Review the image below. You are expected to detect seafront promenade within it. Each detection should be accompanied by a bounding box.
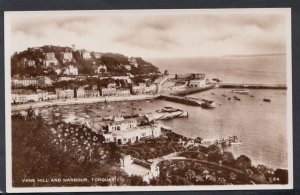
[11,94,159,111]
[11,82,287,112]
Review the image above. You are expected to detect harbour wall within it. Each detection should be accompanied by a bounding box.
[157,95,201,106]
[174,84,215,96]
[216,83,287,89]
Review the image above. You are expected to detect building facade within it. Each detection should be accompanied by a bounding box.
[37,76,53,87]
[189,79,206,88]
[64,65,78,75]
[11,78,38,87]
[59,51,73,63]
[75,87,85,98]
[55,88,74,99]
[95,65,107,74]
[131,83,157,95]
[116,88,131,96]
[43,52,59,67]
[100,87,117,96]
[103,123,162,145]
[80,50,91,60]
[84,85,100,98]
[17,58,36,68]
[171,82,187,91]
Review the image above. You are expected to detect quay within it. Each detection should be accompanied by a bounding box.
[157,94,210,107]
[216,83,287,89]
[173,84,215,96]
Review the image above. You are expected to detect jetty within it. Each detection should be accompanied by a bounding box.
[173,84,215,96]
[157,95,215,108]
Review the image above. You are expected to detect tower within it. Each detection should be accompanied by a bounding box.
[72,44,76,51]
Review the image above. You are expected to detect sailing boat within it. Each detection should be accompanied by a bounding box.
[214,121,242,146]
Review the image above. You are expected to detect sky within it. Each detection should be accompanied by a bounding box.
[8,10,289,58]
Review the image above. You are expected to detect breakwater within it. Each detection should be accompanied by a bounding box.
[217,83,287,89]
[173,84,215,96]
[158,95,202,106]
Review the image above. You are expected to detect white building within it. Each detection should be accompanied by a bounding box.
[100,87,117,96]
[64,65,78,75]
[120,155,160,183]
[43,52,59,67]
[17,58,36,68]
[189,79,206,88]
[11,89,40,103]
[60,51,73,63]
[171,82,187,91]
[116,88,131,96]
[11,78,38,87]
[129,57,138,67]
[55,88,74,99]
[124,65,131,71]
[75,87,85,98]
[95,65,107,74]
[131,83,157,95]
[84,85,100,98]
[103,123,162,145]
[37,76,53,87]
[108,118,137,132]
[80,50,91,60]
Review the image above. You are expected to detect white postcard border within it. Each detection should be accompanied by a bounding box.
[4,8,293,192]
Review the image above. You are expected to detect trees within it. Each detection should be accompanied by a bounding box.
[235,155,252,170]
[207,145,222,162]
[129,175,147,186]
[222,151,236,167]
[274,169,288,184]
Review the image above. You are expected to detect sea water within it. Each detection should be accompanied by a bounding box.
[146,55,288,168]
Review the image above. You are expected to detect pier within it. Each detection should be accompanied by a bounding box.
[157,94,213,107]
[173,84,215,96]
[216,83,287,89]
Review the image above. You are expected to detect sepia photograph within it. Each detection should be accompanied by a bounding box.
[5,9,292,192]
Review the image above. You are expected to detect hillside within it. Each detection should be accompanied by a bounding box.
[11,45,160,76]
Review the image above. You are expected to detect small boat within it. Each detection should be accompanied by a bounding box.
[222,94,227,97]
[211,92,215,95]
[201,99,216,109]
[202,135,242,146]
[263,98,271,102]
[212,78,222,82]
[232,89,250,94]
[250,95,255,98]
[228,97,231,100]
[233,96,241,101]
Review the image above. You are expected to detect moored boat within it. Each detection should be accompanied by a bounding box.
[232,89,250,94]
[200,99,216,109]
[263,98,271,102]
[202,135,242,146]
[233,96,241,101]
